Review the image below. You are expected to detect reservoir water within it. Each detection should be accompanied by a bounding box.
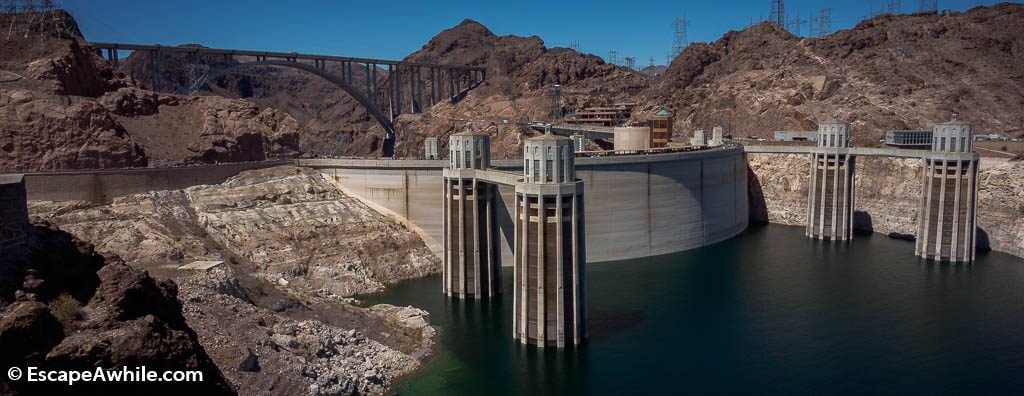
[362,224,1024,395]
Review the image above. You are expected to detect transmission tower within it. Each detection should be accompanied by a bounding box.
[671,16,688,59]
[624,57,636,71]
[769,0,785,26]
[649,56,655,68]
[569,40,580,52]
[607,50,618,65]
[918,0,937,13]
[786,9,809,36]
[810,8,832,37]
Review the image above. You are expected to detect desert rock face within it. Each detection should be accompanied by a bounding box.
[27,166,442,395]
[0,222,234,395]
[747,153,1024,258]
[30,166,439,296]
[176,265,429,396]
[640,4,1024,142]
[0,11,302,171]
[0,89,149,171]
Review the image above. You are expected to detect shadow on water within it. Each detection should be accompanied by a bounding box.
[746,165,769,223]
[853,210,874,235]
[586,309,646,342]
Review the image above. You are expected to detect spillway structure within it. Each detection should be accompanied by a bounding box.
[915,114,979,262]
[806,119,856,240]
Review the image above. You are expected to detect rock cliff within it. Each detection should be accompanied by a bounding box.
[747,153,1024,258]
[0,222,234,395]
[27,166,442,394]
[640,4,1024,142]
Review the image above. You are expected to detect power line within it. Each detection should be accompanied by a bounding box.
[623,56,636,71]
[769,0,785,26]
[671,16,688,59]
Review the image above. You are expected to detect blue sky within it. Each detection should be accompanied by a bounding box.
[63,0,1006,65]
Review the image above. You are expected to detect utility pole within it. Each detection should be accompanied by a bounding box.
[810,8,832,37]
[786,9,809,36]
[769,0,785,26]
[671,16,689,59]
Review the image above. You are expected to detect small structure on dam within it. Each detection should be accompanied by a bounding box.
[442,130,501,298]
[915,114,979,262]
[514,129,586,347]
[806,118,855,240]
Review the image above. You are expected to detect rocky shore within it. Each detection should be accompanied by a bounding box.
[26,166,443,395]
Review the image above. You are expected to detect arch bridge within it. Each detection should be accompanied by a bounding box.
[87,42,487,157]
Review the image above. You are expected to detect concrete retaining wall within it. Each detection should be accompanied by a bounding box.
[22,161,289,202]
[311,146,750,264]
[0,174,29,252]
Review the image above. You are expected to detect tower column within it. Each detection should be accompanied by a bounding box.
[915,114,979,262]
[513,127,586,347]
[806,120,855,241]
[442,129,501,298]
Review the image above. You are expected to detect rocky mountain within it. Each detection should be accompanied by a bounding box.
[389,19,649,158]
[0,10,301,171]
[116,19,649,159]
[638,3,1024,143]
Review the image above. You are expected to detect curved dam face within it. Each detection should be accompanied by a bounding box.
[304,144,748,264]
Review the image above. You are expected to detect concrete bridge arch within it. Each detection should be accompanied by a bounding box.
[182,60,396,157]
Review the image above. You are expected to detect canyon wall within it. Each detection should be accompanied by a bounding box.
[747,153,1024,258]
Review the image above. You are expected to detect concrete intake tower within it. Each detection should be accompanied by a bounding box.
[441,125,588,347]
[513,130,586,347]
[915,115,979,262]
[442,129,501,298]
[806,119,855,240]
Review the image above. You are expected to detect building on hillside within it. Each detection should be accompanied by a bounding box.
[649,108,673,148]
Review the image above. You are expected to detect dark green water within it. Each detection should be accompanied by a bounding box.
[362,224,1024,395]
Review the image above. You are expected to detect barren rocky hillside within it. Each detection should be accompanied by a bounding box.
[117,19,649,159]
[639,3,1024,143]
[28,166,441,394]
[0,10,301,171]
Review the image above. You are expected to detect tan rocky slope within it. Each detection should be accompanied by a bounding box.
[748,155,1024,259]
[639,3,1024,142]
[28,166,440,395]
[0,11,301,171]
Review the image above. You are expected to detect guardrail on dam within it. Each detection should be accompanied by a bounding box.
[299,143,749,264]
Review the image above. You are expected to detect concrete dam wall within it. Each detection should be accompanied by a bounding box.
[305,145,749,264]
[21,161,289,203]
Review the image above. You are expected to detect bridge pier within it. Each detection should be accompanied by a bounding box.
[443,130,501,298]
[806,120,855,240]
[513,129,586,348]
[915,115,979,262]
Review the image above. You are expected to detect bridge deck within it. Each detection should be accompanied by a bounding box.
[87,42,487,71]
